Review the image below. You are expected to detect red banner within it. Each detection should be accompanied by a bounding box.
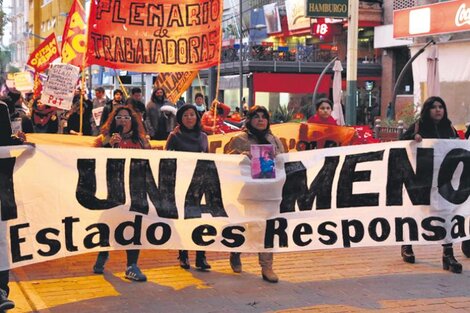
[155,71,198,103]
[86,0,222,72]
[26,33,60,72]
[394,0,470,38]
[32,72,43,99]
[61,0,87,68]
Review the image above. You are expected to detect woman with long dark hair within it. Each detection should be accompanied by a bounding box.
[92,106,150,281]
[225,105,285,283]
[400,96,463,273]
[165,104,211,270]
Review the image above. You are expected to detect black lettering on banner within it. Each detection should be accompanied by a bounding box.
[0,157,17,221]
[146,222,171,245]
[421,216,446,241]
[129,2,145,26]
[368,218,391,242]
[341,219,364,248]
[293,223,313,246]
[450,215,467,239]
[115,215,143,245]
[192,224,216,246]
[129,159,178,218]
[112,0,126,23]
[76,159,125,209]
[148,4,164,27]
[318,221,338,245]
[221,226,245,248]
[438,148,470,204]
[83,223,111,249]
[387,148,433,206]
[337,151,384,208]
[36,228,61,257]
[395,217,419,242]
[10,223,33,262]
[265,218,288,248]
[184,160,227,219]
[280,157,339,213]
[62,217,79,252]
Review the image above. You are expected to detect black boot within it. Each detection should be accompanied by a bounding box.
[401,245,415,264]
[195,251,211,271]
[462,240,470,258]
[442,246,462,274]
[178,250,190,269]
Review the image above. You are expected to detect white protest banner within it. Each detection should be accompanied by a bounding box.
[1,139,470,270]
[92,106,104,126]
[41,63,80,110]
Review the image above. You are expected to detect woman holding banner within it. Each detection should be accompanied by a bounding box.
[92,106,150,281]
[400,96,463,274]
[225,105,284,283]
[165,104,211,271]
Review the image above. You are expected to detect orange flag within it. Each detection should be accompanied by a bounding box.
[61,0,87,68]
[155,71,198,103]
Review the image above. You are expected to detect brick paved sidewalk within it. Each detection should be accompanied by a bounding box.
[7,245,470,313]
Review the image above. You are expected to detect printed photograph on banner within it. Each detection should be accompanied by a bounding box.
[86,0,222,72]
[41,64,80,110]
[251,144,276,179]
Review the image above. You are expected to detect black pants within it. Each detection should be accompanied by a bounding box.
[97,250,140,267]
[0,270,9,296]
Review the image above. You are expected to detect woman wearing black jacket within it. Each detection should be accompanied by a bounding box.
[400,96,463,273]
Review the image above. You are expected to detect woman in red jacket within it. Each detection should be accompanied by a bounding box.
[307,98,337,125]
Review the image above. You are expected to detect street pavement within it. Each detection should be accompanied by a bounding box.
[7,244,470,313]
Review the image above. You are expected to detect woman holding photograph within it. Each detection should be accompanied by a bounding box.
[225,105,284,283]
[165,104,211,271]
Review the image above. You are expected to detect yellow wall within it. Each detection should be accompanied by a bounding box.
[28,0,84,53]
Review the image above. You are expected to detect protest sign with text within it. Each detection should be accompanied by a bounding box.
[155,71,198,103]
[86,0,222,72]
[1,139,470,270]
[41,64,80,110]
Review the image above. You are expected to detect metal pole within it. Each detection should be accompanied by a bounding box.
[239,0,243,107]
[390,40,434,119]
[345,0,359,125]
[311,56,337,117]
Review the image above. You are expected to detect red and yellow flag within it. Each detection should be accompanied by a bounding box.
[26,33,60,72]
[61,0,87,68]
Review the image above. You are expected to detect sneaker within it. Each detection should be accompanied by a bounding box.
[93,252,109,274]
[0,289,15,311]
[125,264,147,282]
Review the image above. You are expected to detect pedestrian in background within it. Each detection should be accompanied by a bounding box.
[146,87,176,140]
[99,89,125,128]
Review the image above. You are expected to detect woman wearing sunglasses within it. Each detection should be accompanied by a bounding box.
[92,106,150,281]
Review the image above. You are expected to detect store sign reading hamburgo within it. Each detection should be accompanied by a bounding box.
[305,0,348,18]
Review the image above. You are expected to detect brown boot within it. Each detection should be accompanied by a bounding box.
[261,267,278,283]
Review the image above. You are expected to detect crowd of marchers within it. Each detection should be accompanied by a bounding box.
[1,89,470,311]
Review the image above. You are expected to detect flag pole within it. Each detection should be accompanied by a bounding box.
[79,0,90,135]
[114,69,129,98]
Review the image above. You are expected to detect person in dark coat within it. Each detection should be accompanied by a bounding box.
[99,89,125,128]
[0,97,29,311]
[400,96,465,273]
[165,104,211,270]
